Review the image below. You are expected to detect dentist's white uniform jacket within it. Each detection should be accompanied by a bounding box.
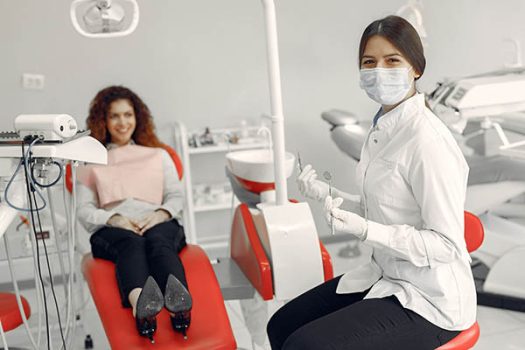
[337,93,477,331]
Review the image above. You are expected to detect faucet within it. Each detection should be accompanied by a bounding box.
[257,126,273,151]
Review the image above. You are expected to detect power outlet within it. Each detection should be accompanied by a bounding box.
[22,73,45,90]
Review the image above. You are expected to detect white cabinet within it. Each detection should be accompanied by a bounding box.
[173,122,269,253]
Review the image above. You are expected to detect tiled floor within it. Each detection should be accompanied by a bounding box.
[3,240,525,349]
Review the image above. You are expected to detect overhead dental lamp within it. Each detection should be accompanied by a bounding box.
[70,0,139,38]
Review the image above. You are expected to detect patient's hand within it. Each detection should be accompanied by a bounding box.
[107,214,141,234]
[137,210,171,235]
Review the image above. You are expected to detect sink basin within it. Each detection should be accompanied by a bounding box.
[226,149,295,184]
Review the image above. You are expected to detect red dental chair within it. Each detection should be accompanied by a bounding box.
[69,145,237,350]
[436,211,484,350]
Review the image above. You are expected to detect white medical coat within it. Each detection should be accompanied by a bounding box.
[336,93,477,331]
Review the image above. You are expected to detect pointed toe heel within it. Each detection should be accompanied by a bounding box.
[135,276,164,343]
[165,274,192,339]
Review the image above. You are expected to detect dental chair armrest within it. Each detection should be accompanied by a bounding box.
[490,202,525,218]
[466,181,525,215]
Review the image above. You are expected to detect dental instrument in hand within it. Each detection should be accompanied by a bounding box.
[323,171,335,235]
[297,151,303,172]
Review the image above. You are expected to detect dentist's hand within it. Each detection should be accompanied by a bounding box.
[297,164,329,201]
[324,196,368,240]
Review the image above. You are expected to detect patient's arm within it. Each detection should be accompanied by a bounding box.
[156,150,185,220]
[77,183,118,233]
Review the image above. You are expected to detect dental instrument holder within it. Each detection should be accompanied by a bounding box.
[323,171,335,236]
[0,135,107,240]
[0,130,107,349]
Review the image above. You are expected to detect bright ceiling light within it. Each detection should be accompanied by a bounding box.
[70,0,139,38]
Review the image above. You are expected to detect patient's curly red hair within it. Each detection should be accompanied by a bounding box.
[87,86,163,148]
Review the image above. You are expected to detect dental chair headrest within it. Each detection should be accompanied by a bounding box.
[321,109,358,128]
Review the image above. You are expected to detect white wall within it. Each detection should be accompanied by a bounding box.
[2,0,525,237]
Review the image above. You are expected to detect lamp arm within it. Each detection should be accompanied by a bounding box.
[261,0,288,205]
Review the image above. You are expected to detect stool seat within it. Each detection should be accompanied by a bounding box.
[436,322,480,350]
[82,244,236,350]
[0,293,30,332]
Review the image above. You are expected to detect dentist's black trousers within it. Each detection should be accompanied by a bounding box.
[267,275,461,350]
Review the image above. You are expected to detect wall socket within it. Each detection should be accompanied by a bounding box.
[22,73,45,90]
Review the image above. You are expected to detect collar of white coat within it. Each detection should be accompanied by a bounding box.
[375,93,425,131]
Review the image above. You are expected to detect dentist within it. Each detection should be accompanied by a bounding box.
[267,15,476,350]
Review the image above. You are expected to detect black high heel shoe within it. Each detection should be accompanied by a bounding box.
[135,276,164,343]
[164,274,193,339]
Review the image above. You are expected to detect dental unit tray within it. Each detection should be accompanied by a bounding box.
[0,129,91,145]
[0,134,107,164]
[429,67,525,118]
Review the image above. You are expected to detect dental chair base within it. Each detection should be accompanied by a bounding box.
[82,244,236,350]
[230,203,333,301]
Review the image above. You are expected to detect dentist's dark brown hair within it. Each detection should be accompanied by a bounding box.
[358,15,426,80]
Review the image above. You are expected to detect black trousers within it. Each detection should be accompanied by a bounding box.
[89,219,187,307]
[267,276,460,350]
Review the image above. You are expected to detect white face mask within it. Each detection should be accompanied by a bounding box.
[359,67,413,105]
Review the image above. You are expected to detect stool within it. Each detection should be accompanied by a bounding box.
[0,292,31,349]
[436,211,484,349]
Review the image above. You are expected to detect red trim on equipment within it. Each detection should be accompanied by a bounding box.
[464,211,484,253]
[319,242,334,281]
[65,163,73,193]
[0,292,31,332]
[234,177,275,194]
[230,204,274,300]
[436,321,480,350]
[436,211,484,349]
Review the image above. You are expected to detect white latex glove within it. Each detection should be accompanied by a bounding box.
[296,164,329,201]
[324,196,368,240]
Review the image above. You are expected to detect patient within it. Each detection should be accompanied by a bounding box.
[77,85,192,342]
